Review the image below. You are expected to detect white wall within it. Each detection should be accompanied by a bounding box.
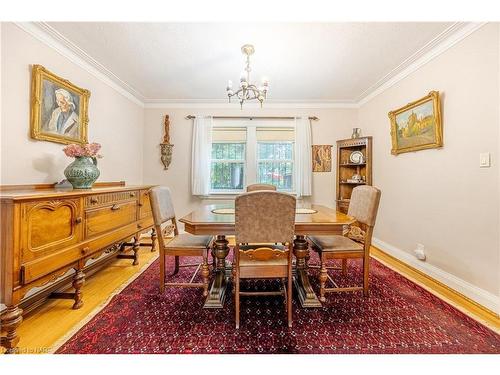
[0,23,144,185]
[142,107,357,219]
[358,24,500,304]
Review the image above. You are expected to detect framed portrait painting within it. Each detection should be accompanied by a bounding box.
[312,145,332,172]
[30,65,90,145]
[388,91,443,155]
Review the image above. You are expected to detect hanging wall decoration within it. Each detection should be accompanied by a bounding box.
[160,115,174,170]
[312,145,332,172]
[30,64,90,145]
[388,91,443,155]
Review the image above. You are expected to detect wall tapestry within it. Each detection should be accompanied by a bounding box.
[312,145,332,172]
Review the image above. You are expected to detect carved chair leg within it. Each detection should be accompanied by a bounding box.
[319,253,327,303]
[132,236,140,266]
[363,254,370,297]
[342,259,348,276]
[235,267,240,329]
[159,249,165,293]
[201,250,210,297]
[287,263,293,328]
[71,269,85,310]
[231,253,237,295]
[172,256,180,276]
[0,305,23,354]
[150,228,157,252]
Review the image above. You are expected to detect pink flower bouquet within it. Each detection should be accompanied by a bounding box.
[63,143,102,158]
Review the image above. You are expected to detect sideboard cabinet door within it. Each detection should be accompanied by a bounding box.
[20,198,83,264]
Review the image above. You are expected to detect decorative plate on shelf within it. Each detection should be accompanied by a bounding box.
[349,151,364,164]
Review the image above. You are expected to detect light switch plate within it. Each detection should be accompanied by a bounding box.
[479,153,491,168]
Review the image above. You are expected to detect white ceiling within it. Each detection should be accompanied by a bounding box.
[45,22,456,103]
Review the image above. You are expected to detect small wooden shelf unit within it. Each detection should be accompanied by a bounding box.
[336,136,373,214]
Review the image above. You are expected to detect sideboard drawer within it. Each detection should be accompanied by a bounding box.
[85,190,138,207]
[20,245,82,284]
[85,201,138,238]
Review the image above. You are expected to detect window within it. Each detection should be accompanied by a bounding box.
[209,123,295,193]
[210,127,247,192]
[210,143,245,191]
[257,142,294,191]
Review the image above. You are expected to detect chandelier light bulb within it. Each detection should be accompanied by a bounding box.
[227,80,233,89]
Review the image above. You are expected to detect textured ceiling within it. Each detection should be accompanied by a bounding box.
[47,22,454,102]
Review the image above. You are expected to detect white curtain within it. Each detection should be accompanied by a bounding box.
[294,117,312,197]
[191,116,213,195]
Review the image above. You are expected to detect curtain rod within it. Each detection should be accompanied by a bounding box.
[185,115,319,121]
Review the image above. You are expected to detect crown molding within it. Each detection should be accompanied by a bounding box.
[143,99,359,109]
[357,22,488,106]
[13,21,487,110]
[14,22,145,107]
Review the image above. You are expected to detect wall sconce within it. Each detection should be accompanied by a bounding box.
[160,115,174,170]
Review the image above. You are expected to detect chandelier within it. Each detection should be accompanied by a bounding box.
[226,44,269,108]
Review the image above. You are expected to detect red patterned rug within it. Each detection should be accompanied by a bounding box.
[55,253,500,354]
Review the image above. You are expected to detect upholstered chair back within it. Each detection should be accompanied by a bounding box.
[347,186,381,227]
[235,191,296,244]
[246,183,277,192]
[149,186,176,225]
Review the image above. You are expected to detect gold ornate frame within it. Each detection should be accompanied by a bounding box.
[30,64,90,145]
[388,91,442,155]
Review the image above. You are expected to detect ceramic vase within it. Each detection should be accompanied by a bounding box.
[64,156,100,189]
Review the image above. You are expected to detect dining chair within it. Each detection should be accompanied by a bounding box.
[246,183,277,192]
[149,186,213,296]
[234,191,296,329]
[308,186,381,301]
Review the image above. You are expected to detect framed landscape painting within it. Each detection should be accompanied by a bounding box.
[312,145,332,172]
[30,65,90,145]
[388,91,442,155]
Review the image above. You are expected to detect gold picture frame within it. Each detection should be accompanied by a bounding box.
[30,64,90,145]
[388,91,442,155]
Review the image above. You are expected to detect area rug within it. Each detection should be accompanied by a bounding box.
[55,253,500,354]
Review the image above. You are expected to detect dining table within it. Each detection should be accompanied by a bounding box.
[179,203,355,309]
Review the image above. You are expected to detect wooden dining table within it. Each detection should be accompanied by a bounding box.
[179,203,355,309]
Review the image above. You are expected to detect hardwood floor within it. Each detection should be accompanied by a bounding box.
[1,239,498,354]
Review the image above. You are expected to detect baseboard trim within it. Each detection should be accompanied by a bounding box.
[370,242,500,331]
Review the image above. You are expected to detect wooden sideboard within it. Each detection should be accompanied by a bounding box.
[0,182,156,353]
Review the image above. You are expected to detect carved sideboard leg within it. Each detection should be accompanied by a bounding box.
[72,269,85,309]
[150,228,157,252]
[132,236,140,265]
[0,305,23,354]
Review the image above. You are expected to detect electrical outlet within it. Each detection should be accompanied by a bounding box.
[480,153,491,168]
[414,244,426,261]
